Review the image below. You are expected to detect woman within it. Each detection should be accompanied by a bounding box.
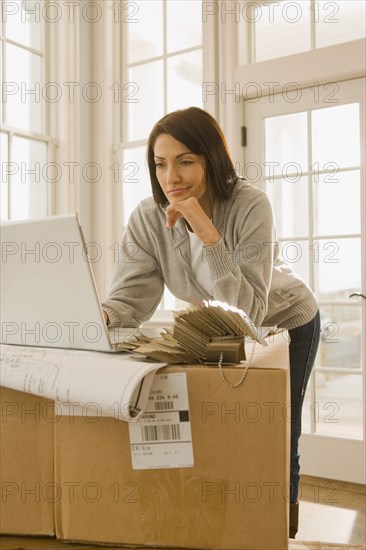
[102,106,320,538]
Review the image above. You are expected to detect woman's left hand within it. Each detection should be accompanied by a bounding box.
[165,197,221,246]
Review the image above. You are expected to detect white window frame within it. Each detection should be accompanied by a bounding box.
[242,78,366,483]
[44,1,121,299]
[217,0,366,163]
[117,0,218,325]
[1,0,57,220]
[216,0,366,483]
[50,0,217,307]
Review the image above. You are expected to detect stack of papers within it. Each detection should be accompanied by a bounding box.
[117,300,267,364]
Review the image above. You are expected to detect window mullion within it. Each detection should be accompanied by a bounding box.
[121,2,128,145]
[43,16,50,137]
[119,0,204,313]
[0,124,51,143]
[2,36,44,57]
[128,45,202,68]
[163,0,167,115]
[8,130,13,219]
[2,38,6,125]
[248,1,256,64]
[310,0,316,51]
[307,108,315,293]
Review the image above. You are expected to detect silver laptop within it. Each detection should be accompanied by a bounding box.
[0,213,142,352]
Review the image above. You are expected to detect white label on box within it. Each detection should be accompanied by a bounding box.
[128,372,194,470]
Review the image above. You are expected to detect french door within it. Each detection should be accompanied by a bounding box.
[243,77,365,483]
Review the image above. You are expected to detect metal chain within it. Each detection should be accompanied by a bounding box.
[218,352,250,388]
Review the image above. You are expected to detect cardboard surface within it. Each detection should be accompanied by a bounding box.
[55,333,291,550]
[0,387,55,536]
[0,537,365,550]
[0,536,364,550]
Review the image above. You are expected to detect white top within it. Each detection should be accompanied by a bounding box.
[187,229,213,296]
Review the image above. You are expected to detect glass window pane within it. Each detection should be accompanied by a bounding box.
[166,0,202,53]
[167,50,203,112]
[6,44,43,133]
[314,238,361,301]
[315,372,363,439]
[122,146,151,224]
[163,287,189,310]
[313,170,361,236]
[265,112,308,178]
[1,132,9,220]
[254,0,311,62]
[4,0,42,51]
[266,176,308,239]
[0,40,3,124]
[127,60,164,142]
[316,0,366,49]
[280,240,310,286]
[312,103,360,169]
[317,305,362,370]
[11,136,48,220]
[126,1,163,64]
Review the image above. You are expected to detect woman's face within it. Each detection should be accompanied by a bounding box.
[153,133,208,205]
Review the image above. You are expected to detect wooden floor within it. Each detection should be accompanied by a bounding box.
[1,476,365,550]
[297,475,365,546]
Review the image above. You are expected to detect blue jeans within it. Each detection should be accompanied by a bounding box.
[288,310,321,503]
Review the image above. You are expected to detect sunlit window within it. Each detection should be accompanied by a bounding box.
[121,0,203,311]
[1,0,50,221]
[264,99,363,439]
[238,0,366,64]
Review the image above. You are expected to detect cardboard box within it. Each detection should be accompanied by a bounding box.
[1,538,364,550]
[55,332,290,550]
[1,540,364,550]
[0,387,55,535]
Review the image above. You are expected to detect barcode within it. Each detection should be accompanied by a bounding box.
[154,401,174,411]
[141,424,181,442]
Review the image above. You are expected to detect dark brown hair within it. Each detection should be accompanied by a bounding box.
[147,107,238,205]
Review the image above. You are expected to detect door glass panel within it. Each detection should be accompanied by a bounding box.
[122,146,150,224]
[0,41,3,124]
[313,170,361,236]
[4,0,42,51]
[127,60,164,142]
[314,372,363,439]
[316,1,366,49]
[265,113,308,178]
[312,103,360,169]
[254,0,311,62]
[11,136,48,220]
[318,305,361,370]
[279,240,310,286]
[267,176,308,239]
[126,1,163,64]
[248,78,365,456]
[166,0,202,53]
[6,44,43,133]
[167,50,203,112]
[163,287,189,310]
[314,238,361,301]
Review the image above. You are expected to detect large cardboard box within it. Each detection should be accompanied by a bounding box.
[0,387,55,535]
[0,540,364,550]
[55,333,290,550]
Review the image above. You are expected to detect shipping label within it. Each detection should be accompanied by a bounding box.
[128,372,194,470]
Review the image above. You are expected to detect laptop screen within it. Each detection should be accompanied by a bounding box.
[1,214,113,351]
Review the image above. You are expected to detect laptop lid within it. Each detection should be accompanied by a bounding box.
[1,213,114,352]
